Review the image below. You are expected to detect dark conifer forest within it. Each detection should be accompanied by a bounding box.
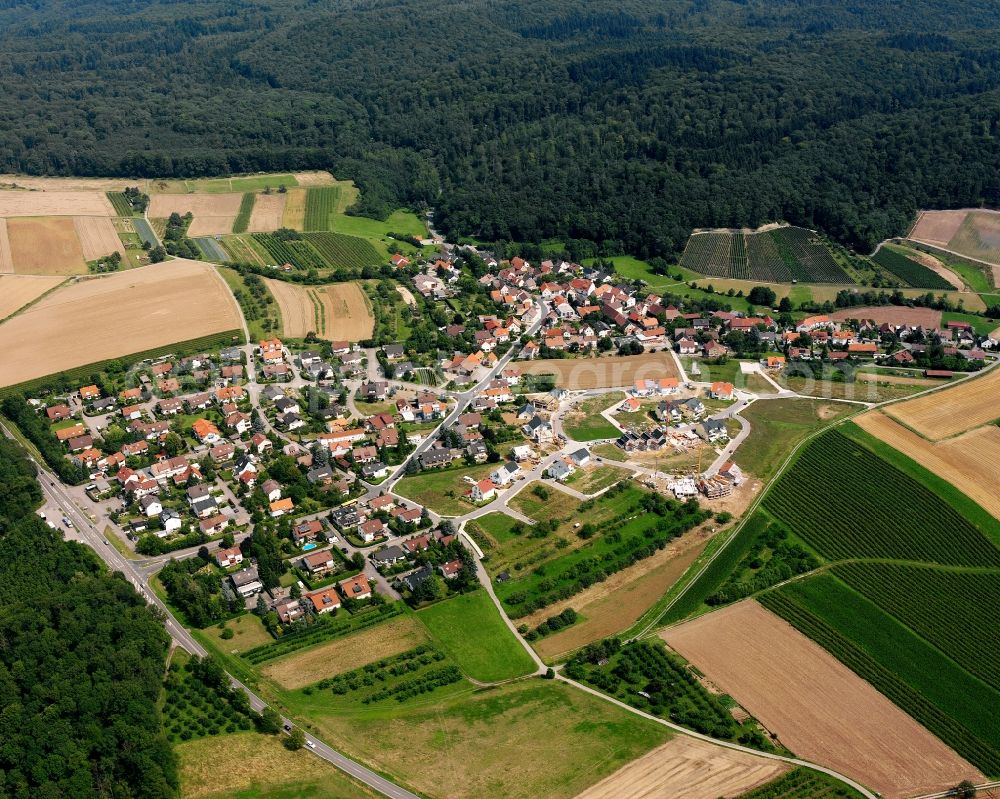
[0,0,998,252]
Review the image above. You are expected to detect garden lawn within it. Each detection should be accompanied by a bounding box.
[394,462,497,516]
[564,392,624,441]
[417,590,536,681]
[201,614,273,653]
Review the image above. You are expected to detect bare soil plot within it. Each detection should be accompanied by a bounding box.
[534,527,711,660]
[573,735,787,799]
[0,275,65,319]
[73,216,126,261]
[0,219,12,273]
[147,193,243,236]
[885,366,1000,439]
[261,614,429,689]
[909,210,969,248]
[320,282,374,341]
[7,217,86,274]
[661,601,983,799]
[519,353,680,389]
[827,305,941,327]
[856,411,1000,520]
[281,188,306,229]
[0,259,241,387]
[247,192,287,232]
[0,190,113,217]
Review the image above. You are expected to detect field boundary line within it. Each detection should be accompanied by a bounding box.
[0,277,70,324]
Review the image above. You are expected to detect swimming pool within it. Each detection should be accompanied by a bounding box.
[302,542,317,551]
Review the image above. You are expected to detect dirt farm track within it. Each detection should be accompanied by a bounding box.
[661,601,983,799]
[572,735,787,799]
[0,259,241,387]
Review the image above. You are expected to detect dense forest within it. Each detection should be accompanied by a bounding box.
[0,443,177,797]
[0,0,998,253]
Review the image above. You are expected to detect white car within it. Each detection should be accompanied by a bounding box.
[306,740,316,749]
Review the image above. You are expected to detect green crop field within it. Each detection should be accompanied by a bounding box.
[872,245,952,289]
[733,768,865,799]
[762,574,1000,775]
[833,563,1000,691]
[680,227,851,284]
[232,192,256,233]
[303,231,383,270]
[563,392,624,440]
[250,233,328,271]
[303,186,343,231]
[417,590,536,682]
[106,191,135,216]
[762,430,1000,566]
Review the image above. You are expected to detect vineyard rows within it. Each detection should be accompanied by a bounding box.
[304,231,383,270]
[251,233,328,271]
[833,563,1000,691]
[732,767,864,799]
[106,192,135,216]
[872,247,952,290]
[762,430,1000,566]
[231,192,255,234]
[303,186,342,231]
[680,227,851,283]
[761,588,1000,776]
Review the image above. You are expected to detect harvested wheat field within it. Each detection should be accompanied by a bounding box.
[281,188,306,229]
[246,192,286,232]
[827,305,941,328]
[909,210,969,248]
[265,278,315,338]
[0,259,241,387]
[857,372,937,387]
[519,353,680,390]
[0,275,65,319]
[320,282,374,340]
[662,601,982,799]
[885,366,1000,439]
[948,210,1000,266]
[0,190,113,217]
[261,614,429,690]
[0,220,12,273]
[533,529,710,661]
[0,175,131,192]
[7,217,86,274]
[73,216,125,261]
[857,411,1000,519]
[573,735,787,799]
[292,170,337,186]
[148,193,243,236]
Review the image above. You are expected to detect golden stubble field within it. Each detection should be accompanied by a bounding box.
[661,601,983,799]
[885,366,1000,439]
[7,217,87,274]
[0,275,66,319]
[265,278,374,341]
[247,192,286,232]
[148,193,244,236]
[0,259,241,387]
[0,190,114,217]
[572,736,788,799]
[73,216,126,261]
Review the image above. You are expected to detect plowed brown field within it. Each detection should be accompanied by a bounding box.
[0,259,241,387]
[247,193,286,232]
[909,210,968,247]
[573,736,787,799]
[73,216,125,261]
[148,193,243,236]
[519,353,680,389]
[856,411,1000,519]
[827,305,941,327]
[885,366,1000,439]
[661,601,983,799]
[0,190,113,217]
[7,217,86,274]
